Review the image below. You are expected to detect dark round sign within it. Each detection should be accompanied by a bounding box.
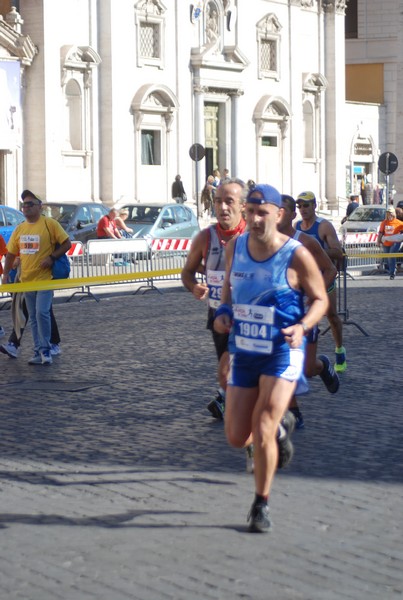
[189,143,205,162]
[378,152,398,175]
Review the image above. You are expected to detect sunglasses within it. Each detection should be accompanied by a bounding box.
[296,202,313,209]
[21,201,39,208]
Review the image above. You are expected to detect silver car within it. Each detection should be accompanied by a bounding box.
[340,204,387,235]
[121,203,200,242]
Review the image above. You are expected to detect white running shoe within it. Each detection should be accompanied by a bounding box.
[50,343,62,356]
[0,342,19,358]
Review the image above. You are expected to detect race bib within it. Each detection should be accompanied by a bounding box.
[20,235,40,254]
[233,304,274,354]
[207,270,225,309]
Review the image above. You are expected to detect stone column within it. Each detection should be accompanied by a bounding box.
[229,90,243,178]
[323,0,348,209]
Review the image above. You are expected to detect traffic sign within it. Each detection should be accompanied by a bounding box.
[378,152,398,175]
[189,143,205,162]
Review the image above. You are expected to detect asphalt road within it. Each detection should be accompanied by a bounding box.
[0,275,402,600]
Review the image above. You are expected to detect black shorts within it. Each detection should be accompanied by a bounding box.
[207,307,229,360]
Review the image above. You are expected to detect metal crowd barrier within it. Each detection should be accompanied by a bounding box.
[341,233,383,275]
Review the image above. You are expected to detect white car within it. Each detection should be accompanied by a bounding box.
[340,205,387,235]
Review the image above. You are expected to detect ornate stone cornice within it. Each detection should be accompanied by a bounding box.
[322,0,347,14]
[0,13,37,65]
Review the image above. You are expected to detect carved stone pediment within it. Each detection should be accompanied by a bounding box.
[0,15,37,65]
[256,13,282,34]
[190,44,249,72]
[134,0,166,16]
[303,72,328,93]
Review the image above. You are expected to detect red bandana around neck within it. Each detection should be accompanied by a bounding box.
[216,219,246,244]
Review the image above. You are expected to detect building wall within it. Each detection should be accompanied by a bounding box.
[345,0,402,203]
[1,1,350,209]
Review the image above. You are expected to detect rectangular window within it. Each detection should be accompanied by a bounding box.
[140,23,160,59]
[260,40,277,72]
[346,64,384,104]
[345,0,358,39]
[141,130,161,165]
[262,136,277,147]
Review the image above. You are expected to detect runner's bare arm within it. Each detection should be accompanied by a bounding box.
[181,229,209,300]
[320,221,344,261]
[300,232,337,289]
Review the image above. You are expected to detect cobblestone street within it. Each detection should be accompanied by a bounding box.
[0,277,402,600]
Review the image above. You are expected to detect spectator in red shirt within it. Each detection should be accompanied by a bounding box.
[97,207,122,239]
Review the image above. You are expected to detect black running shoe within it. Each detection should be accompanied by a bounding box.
[318,354,340,393]
[247,501,272,533]
[289,406,305,429]
[207,392,225,419]
[277,410,296,469]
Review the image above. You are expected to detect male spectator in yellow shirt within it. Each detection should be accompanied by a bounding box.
[2,190,71,365]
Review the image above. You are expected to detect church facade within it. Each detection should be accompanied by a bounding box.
[1,0,372,210]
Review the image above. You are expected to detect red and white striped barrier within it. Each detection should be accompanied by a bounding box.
[343,232,378,245]
[151,238,192,251]
[67,241,84,256]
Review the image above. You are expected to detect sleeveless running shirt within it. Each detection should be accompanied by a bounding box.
[229,233,304,355]
[205,225,226,310]
[295,217,325,248]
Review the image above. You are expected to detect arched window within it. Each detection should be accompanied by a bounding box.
[65,79,82,151]
[303,101,314,159]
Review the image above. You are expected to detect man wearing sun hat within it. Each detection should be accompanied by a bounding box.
[377,204,403,279]
[295,191,347,373]
[214,184,328,532]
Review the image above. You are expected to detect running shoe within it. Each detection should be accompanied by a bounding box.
[319,354,340,392]
[50,343,62,356]
[0,326,5,338]
[207,392,225,420]
[289,406,305,429]
[277,410,296,469]
[245,444,254,473]
[41,350,53,365]
[334,346,347,373]
[0,342,19,358]
[28,352,42,365]
[247,501,272,533]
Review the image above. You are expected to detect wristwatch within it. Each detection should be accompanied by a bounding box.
[299,321,309,334]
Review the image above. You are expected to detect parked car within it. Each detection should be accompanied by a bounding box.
[121,203,200,244]
[0,205,25,243]
[41,202,109,243]
[340,204,387,235]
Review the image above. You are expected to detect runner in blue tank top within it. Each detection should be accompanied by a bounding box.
[214,184,328,533]
[295,191,347,373]
[279,195,340,429]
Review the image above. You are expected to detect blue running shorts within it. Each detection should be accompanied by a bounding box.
[228,346,305,389]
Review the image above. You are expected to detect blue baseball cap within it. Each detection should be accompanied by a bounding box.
[246,184,281,207]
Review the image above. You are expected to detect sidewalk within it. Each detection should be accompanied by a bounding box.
[0,277,402,600]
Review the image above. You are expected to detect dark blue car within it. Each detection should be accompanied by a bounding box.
[0,205,25,244]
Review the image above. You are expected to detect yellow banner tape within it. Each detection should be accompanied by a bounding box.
[0,268,183,293]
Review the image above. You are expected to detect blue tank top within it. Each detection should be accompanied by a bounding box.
[295,217,325,248]
[229,233,304,355]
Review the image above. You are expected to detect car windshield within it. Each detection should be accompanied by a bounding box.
[348,207,386,222]
[42,204,75,225]
[127,206,162,223]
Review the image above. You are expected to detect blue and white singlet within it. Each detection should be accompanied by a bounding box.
[295,217,325,249]
[229,233,304,356]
